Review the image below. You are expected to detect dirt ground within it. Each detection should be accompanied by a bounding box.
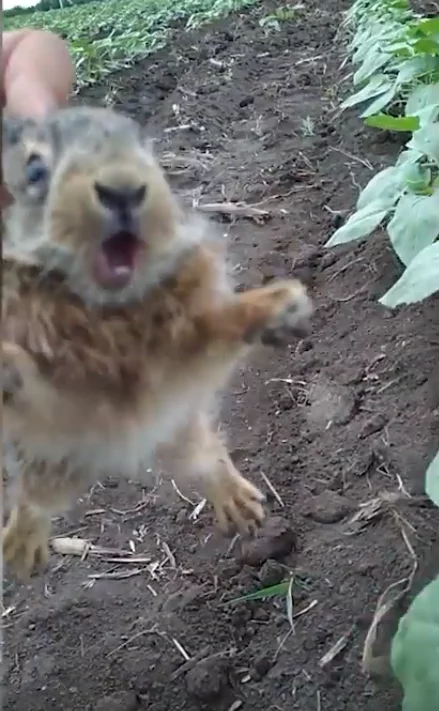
[3,1,439,710]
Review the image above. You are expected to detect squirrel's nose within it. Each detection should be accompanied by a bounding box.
[94,182,146,213]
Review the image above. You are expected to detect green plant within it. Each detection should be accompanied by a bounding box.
[326,1,439,309]
[259,3,304,31]
[227,579,294,604]
[390,452,439,711]
[326,7,439,705]
[4,0,263,88]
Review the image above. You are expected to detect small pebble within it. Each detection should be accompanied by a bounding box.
[319,251,338,270]
[360,413,387,439]
[258,559,285,587]
[252,653,273,680]
[185,658,229,700]
[94,691,139,711]
[306,490,354,524]
[240,516,296,567]
[347,450,375,477]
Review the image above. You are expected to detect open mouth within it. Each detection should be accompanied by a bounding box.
[93,231,142,290]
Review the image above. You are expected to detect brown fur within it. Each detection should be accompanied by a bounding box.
[2,107,313,580]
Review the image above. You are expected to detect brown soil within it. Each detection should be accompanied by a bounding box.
[3,2,439,710]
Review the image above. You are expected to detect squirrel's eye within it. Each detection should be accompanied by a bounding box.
[26,154,48,184]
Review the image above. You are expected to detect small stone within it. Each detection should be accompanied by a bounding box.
[307,380,357,428]
[267,662,287,680]
[240,516,296,567]
[239,95,254,108]
[339,365,365,386]
[185,658,229,700]
[306,490,353,524]
[356,560,376,576]
[252,653,273,680]
[319,251,338,271]
[294,245,322,269]
[292,265,313,287]
[94,691,139,711]
[359,413,387,439]
[258,559,285,587]
[346,450,375,477]
[296,338,313,354]
[371,438,392,464]
[330,213,345,229]
[332,392,358,425]
[292,246,321,287]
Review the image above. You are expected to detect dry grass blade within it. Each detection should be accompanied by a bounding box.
[160,150,215,175]
[190,498,207,520]
[88,568,146,581]
[171,479,195,505]
[319,624,355,667]
[51,537,91,557]
[172,637,191,661]
[194,201,270,221]
[361,501,418,676]
[345,490,410,533]
[99,555,152,564]
[107,624,158,658]
[260,470,284,507]
[51,536,151,564]
[160,540,177,568]
[361,572,415,676]
[286,577,295,631]
[1,605,16,620]
[274,599,318,661]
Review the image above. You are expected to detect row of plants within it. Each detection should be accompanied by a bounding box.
[4,0,261,88]
[325,1,439,709]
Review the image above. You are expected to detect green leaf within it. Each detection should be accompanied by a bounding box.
[388,192,439,266]
[415,104,439,127]
[360,82,398,118]
[326,201,389,247]
[357,166,406,210]
[406,83,439,117]
[425,449,439,506]
[396,149,424,167]
[408,123,439,163]
[418,15,439,37]
[418,17,439,37]
[379,242,439,307]
[227,581,290,604]
[353,50,390,86]
[397,56,439,85]
[365,114,419,131]
[405,164,432,194]
[414,38,439,55]
[391,576,439,711]
[341,75,394,110]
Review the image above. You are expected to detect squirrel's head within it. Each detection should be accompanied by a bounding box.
[3,107,205,305]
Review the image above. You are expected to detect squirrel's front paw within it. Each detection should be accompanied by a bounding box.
[258,279,313,346]
[206,468,265,535]
[3,506,51,580]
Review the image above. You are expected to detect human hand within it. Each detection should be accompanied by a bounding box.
[1,29,75,206]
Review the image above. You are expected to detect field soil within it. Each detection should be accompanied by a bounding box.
[4,1,439,710]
